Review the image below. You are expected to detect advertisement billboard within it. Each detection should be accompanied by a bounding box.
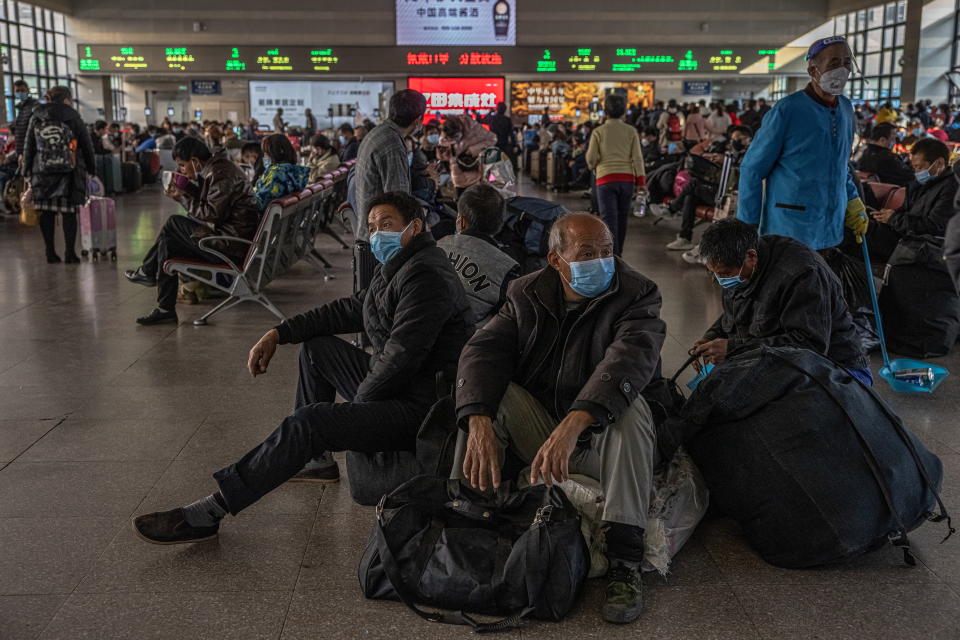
[396,0,516,46]
[510,82,655,122]
[407,77,505,123]
[248,81,393,129]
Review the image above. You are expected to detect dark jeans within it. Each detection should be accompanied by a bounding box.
[669,177,712,241]
[597,181,634,256]
[214,336,435,514]
[140,215,225,311]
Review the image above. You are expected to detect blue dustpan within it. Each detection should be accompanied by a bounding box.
[861,240,949,394]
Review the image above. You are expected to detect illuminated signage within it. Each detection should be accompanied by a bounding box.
[511,81,654,122]
[396,0,516,47]
[249,80,391,127]
[77,44,792,75]
[407,77,505,123]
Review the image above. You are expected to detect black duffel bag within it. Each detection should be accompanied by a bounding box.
[672,346,953,569]
[358,476,590,632]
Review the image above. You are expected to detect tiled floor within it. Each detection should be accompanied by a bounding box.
[0,180,958,639]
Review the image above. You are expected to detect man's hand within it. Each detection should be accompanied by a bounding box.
[530,410,593,487]
[689,338,710,371]
[871,208,894,225]
[692,338,729,365]
[463,415,501,492]
[247,329,280,377]
[845,197,869,242]
[164,185,184,201]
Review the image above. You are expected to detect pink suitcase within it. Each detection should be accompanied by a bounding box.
[79,196,117,262]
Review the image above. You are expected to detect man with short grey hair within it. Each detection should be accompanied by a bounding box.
[454,212,666,624]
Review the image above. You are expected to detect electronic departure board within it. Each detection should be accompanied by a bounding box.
[78,45,798,75]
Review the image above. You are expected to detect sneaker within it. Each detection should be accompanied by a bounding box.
[133,508,219,545]
[603,563,644,624]
[289,463,341,483]
[136,308,178,326]
[666,236,695,251]
[125,267,157,287]
[681,244,704,264]
[649,203,671,218]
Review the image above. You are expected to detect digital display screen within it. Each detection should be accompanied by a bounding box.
[407,77,504,123]
[249,81,393,129]
[396,0,516,47]
[77,45,787,75]
[511,81,655,122]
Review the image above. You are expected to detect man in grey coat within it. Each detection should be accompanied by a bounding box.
[454,212,666,625]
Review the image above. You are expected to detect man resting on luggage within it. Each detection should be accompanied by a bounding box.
[864,137,958,263]
[691,219,871,384]
[124,137,260,325]
[437,183,520,331]
[133,191,472,542]
[454,212,666,624]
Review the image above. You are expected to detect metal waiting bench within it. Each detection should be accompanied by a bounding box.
[163,171,349,326]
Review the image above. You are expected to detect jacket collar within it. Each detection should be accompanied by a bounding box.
[382,231,435,281]
[461,228,499,247]
[803,82,838,109]
[913,170,952,193]
[731,237,770,298]
[524,259,623,318]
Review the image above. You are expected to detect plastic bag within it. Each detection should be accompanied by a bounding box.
[19,184,38,226]
[483,150,517,199]
[87,175,105,197]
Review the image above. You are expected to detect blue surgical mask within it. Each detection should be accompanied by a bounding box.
[427,133,440,145]
[262,156,272,170]
[14,92,29,101]
[915,169,931,184]
[714,265,745,289]
[406,151,414,166]
[338,135,348,146]
[370,220,413,264]
[561,256,616,298]
[913,128,924,136]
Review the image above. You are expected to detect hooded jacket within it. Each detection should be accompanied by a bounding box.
[438,115,498,189]
[888,171,958,238]
[456,260,666,426]
[703,235,868,370]
[22,102,96,205]
[275,232,472,403]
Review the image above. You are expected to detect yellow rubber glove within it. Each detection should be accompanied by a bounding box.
[845,197,868,243]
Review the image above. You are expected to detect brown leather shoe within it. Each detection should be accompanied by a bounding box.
[133,508,219,545]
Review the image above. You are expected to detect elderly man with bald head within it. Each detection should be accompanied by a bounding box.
[453,212,666,624]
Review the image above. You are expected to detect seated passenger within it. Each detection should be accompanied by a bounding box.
[437,183,520,329]
[133,192,471,539]
[856,122,913,187]
[338,123,359,162]
[305,133,340,183]
[866,138,958,262]
[239,142,264,183]
[252,134,310,212]
[662,126,752,251]
[691,219,870,384]
[124,137,260,325]
[454,212,666,624]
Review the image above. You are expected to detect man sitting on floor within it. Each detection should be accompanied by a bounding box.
[454,212,666,624]
[124,137,260,325]
[691,219,870,384]
[865,137,958,263]
[133,191,471,542]
[437,183,520,331]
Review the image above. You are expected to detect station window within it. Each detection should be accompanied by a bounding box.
[951,0,960,101]
[0,1,76,121]
[834,0,906,105]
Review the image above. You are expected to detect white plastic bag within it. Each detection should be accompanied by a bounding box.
[481,147,517,198]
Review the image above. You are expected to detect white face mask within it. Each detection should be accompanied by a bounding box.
[816,67,851,96]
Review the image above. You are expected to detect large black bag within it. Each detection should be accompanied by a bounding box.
[821,247,880,353]
[496,196,568,274]
[673,346,952,568]
[358,476,589,631]
[880,236,960,358]
[121,161,141,192]
[346,394,458,506]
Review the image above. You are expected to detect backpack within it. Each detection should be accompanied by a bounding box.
[496,196,568,274]
[671,346,952,569]
[33,118,76,174]
[667,113,683,142]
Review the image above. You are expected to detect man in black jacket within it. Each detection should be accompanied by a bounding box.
[692,219,870,383]
[133,191,472,544]
[946,162,960,293]
[455,212,666,624]
[867,138,958,262]
[856,123,913,187]
[12,80,38,165]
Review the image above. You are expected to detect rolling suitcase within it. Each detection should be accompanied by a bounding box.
[78,196,117,261]
[95,154,122,195]
[122,162,142,192]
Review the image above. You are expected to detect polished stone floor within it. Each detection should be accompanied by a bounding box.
[0,180,958,639]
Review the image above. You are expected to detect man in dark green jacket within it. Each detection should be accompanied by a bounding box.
[133,191,472,545]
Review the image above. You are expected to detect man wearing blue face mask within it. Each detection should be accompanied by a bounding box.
[337,123,359,162]
[692,219,869,384]
[865,138,958,263]
[12,80,38,167]
[133,191,471,542]
[454,212,667,624]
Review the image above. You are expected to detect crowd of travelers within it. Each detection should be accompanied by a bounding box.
[2,32,959,628]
